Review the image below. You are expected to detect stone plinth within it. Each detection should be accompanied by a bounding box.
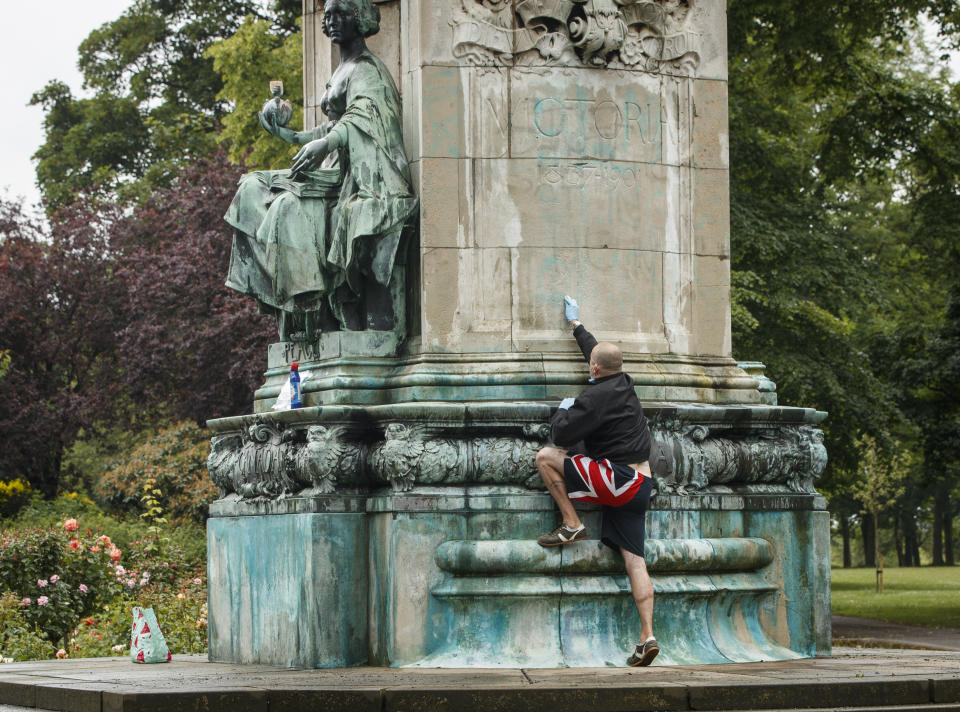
[206,402,830,668]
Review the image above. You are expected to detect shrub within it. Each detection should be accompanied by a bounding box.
[57,572,209,659]
[0,521,124,645]
[0,478,31,518]
[0,592,56,661]
[3,492,206,569]
[97,422,217,525]
[3,492,141,547]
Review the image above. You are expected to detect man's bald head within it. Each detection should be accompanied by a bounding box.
[590,342,623,377]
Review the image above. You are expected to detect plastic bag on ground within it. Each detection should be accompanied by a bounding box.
[129,606,171,663]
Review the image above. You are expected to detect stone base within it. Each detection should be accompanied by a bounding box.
[205,400,829,668]
[206,498,368,668]
[206,486,829,668]
[253,350,768,412]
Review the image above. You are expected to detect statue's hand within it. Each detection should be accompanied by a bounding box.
[259,111,279,137]
[260,112,298,144]
[291,138,330,176]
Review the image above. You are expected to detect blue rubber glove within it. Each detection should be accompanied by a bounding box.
[558,397,576,410]
[563,295,579,322]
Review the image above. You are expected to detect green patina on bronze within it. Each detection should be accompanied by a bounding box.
[224,0,417,341]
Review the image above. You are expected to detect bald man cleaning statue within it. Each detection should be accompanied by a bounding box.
[535,295,658,667]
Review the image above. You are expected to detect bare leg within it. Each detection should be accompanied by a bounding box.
[535,447,582,529]
[622,547,654,641]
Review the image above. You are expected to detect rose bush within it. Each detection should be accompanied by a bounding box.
[0,593,56,661]
[1,494,209,661]
[0,520,122,645]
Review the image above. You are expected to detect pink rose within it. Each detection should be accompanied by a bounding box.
[37,596,49,606]
[56,649,67,659]
[50,575,59,583]
[193,578,202,585]
[37,579,48,588]
[109,546,122,562]
[68,539,81,550]
[20,597,31,606]
[78,584,88,594]
[63,519,78,532]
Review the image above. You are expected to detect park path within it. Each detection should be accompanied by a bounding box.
[833,614,960,651]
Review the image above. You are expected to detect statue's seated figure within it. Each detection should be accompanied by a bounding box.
[224,0,417,341]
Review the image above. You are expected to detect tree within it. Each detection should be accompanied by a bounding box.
[729,0,960,477]
[0,198,123,496]
[110,150,275,423]
[207,15,303,169]
[31,0,301,211]
[853,438,910,590]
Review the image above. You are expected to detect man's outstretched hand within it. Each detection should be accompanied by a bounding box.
[564,295,579,323]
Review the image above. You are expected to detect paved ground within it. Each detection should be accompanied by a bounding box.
[1,617,958,712]
[833,615,960,651]
[0,648,959,712]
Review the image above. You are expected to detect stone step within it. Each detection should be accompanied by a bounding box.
[1,653,959,712]
[724,707,960,712]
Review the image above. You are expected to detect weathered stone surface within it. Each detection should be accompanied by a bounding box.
[686,679,931,711]
[0,677,36,707]
[471,159,672,251]
[398,0,728,82]
[35,683,106,712]
[207,403,826,497]
[295,0,739,401]
[207,512,368,668]
[102,688,270,712]
[408,66,511,160]
[509,67,664,163]
[419,246,514,353]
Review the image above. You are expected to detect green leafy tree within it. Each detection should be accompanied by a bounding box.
[729,0,960,473]
[853,438,910,590]
[31,0,301,211]
[207,15,303,169]
[96,422,217,526]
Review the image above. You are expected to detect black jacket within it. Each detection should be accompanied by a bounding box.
[550,324,651,465]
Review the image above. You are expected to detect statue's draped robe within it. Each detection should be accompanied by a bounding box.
[225,52,417,328]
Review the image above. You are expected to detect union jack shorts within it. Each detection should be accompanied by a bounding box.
[562,453,645,507]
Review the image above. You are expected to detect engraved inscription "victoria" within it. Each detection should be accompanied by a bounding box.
[531,97,661,143]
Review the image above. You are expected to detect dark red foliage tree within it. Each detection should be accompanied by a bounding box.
[0,198,123,496]
[112,151,275,423]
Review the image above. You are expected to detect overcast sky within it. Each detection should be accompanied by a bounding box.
[0,1,133,211]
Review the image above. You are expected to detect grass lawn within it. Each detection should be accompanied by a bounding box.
[831,566,960,628]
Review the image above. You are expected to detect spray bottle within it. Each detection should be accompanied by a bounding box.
[289,362,303,409]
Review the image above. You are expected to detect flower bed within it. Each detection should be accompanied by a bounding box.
[0,514,207,661]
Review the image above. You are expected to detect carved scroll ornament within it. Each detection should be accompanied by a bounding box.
[207,414,825,501]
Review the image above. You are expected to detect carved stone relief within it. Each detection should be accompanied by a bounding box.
[648,419,828,495]
[451,0,700,72]
[207,412,826,501]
